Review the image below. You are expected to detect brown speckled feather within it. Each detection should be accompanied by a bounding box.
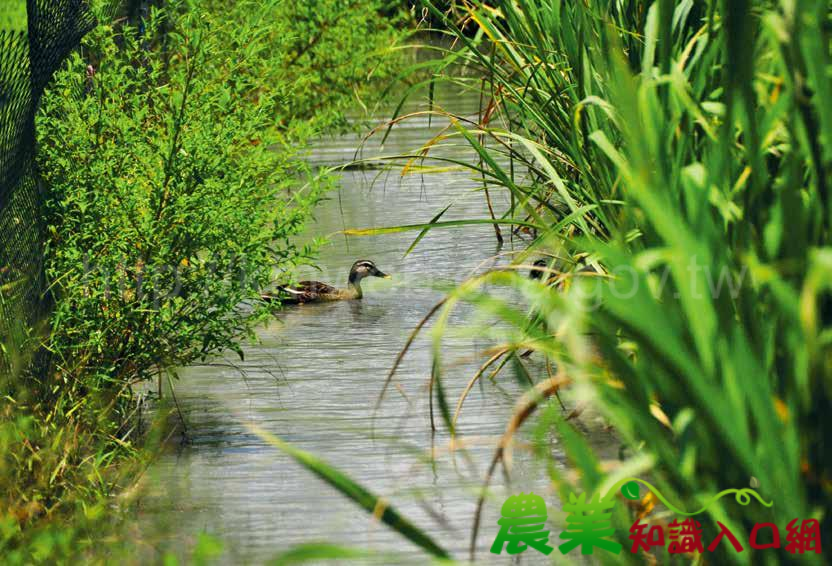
[263,281,344,304]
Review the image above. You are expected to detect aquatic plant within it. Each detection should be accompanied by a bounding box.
[356,0,832,562]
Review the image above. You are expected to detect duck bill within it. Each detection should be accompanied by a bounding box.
[378,272,391,279]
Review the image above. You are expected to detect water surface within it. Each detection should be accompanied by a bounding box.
[132,83,617,564]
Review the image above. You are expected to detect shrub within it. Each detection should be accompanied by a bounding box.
[270,0,406,130]
[0,0,403,560]
[37,3,324,414]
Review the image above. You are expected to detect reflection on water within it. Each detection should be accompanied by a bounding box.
[132,83,617,564]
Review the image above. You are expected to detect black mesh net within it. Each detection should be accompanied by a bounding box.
[0,1,96,372]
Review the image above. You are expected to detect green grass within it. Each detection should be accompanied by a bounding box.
[0,0,27,31]
[342,0,832,562]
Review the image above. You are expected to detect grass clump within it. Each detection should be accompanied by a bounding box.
[349,0,832,562]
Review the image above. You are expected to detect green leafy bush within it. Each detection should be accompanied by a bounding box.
[37,3,324,411]
[0,0,405,562]
[197,0,405,132]
[276,0,405,130]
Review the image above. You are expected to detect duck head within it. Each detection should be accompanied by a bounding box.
[348,260,391,286]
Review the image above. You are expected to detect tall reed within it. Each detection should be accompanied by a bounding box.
[361,1,831,562]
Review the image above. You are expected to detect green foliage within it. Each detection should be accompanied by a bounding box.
[197,0,404,132]
[36,0,404,406]
[0,296,143,564]
[359,0,832,561]
[269,543,386,565]
[0,0,405,562]
[0,0,27,31]
[0,403,140,565]
[38,2,325,408]
[278,0,405,130]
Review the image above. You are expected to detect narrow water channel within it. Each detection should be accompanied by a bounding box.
[131,83,617,564]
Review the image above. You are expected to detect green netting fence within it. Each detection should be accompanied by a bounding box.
[1,0,97,373]
[0,1,148,373]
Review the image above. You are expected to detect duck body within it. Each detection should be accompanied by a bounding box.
[262,260,389,305]
[271,281,358,304]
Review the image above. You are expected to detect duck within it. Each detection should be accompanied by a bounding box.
[261,259,391,305]
[529,258,550,281]
[529,257,597,288]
